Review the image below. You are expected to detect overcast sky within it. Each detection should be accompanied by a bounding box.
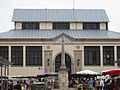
[0,0,120,32]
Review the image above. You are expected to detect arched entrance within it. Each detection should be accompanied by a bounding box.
[55,53,71,73]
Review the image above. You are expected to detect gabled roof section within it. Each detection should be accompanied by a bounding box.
[53,33,74,40]
[0,30,120,40]
[12,9,109,22]
[53,33,75,43]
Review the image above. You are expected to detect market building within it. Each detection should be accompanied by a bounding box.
[0,9,120,76]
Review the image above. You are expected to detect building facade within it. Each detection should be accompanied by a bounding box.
[0,9,120,76]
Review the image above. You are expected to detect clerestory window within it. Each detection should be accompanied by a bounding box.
[83,23,100,30]
[53,22,70,29]
[22,22,39,30]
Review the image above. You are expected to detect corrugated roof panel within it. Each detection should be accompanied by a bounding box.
[12,9,109,22]
[0,30,120,39]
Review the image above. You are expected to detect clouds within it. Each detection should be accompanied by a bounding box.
[0,0,120,32]
[11,0,73,9]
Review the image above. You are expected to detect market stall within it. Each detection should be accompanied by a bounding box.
[101,68,120,77]
[69,70,100,78]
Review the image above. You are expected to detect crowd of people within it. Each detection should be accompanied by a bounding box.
[0,77,120,90]
[8,80,38,90]
[7,78,59,90]
[68,78,120,90]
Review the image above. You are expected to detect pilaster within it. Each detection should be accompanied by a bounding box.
[9,46,11,67]
[82,46,84,69]
[114,46,117,66]
[100,46,103,67]
[23,46,26,67]
[44,50,52,73]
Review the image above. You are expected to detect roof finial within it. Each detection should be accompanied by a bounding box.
[73,0,75,9]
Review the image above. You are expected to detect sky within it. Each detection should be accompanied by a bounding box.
[0,0,120,32]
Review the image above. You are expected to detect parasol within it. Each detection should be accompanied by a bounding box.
[76,70,98,75]
[101,68,120,77]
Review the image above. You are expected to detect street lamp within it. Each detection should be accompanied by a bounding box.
[77,59,80,66]
[115,58,120,68]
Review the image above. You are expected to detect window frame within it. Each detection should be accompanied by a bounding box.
[53,22,70,30]
[0,46,9,60]
[26,46,42,66]
[84,46,100,66]
[103,46,114,65]
[11,46,23,66]
[117,46,120,59]
[83,23,100,30]
[22,22,39,30]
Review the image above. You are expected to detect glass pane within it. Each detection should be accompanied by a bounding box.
[55,53,71,73]
[83,23,100,30]
[11,46,23,65]
[84,46,100,65]
[103,46,114,65]
[0,46,8,60]
[53,23,70,29]
[22,23,39,30]
[26,46,42,65]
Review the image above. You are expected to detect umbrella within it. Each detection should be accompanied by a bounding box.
[37,73,58,78]
[46,73,58,75]
[88,80,94,84]
[101,68,120,77]
[76,70,98,75]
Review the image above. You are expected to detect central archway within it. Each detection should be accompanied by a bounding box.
[55,53,71,73]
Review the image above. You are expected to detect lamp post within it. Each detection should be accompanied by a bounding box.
[47,58,50,66]
[115,58,120,68]
[77,59,80,66]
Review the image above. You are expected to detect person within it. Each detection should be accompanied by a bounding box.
[103,79,107,90]
[100,79,104,90]
[14,81,22,90]
[106,79,111,90]
[68,79,73,87]
[95,79,100,90]
[8,81,13,90]
[29,81,37,90]
[88,79,94,90]
[22,80,29,90]
[69,78,76,88]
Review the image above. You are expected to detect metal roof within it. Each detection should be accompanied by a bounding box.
[0,30,120,39]
[12,9,109,22]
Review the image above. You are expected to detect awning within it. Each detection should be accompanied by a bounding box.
[101,68,120,77]
[37,73,58,78]
[76,70,98,75]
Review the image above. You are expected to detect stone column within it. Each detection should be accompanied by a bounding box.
[23,46,26,67]
[58,36,68,90]
[114,46,117,66]
[58,69,68,90]
[60,37,66,68]
[9,46,11,66]
[100,46,103,67]
[82,46,84,69]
